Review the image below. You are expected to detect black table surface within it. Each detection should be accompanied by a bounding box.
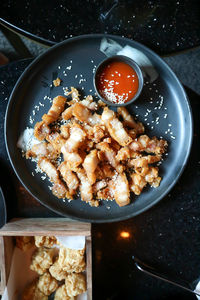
[0,52,200,299]
[1,0,200,55]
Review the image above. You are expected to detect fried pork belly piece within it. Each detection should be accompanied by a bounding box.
[130,173,147,195]
[38,157,67,198]
[30,247,55,275]
[64,124,86,152]
[46,132,66,154]
[93,180,107,194]
[49,259,68,281]
[58,162,79,196]
[151,176,161,188]
[88,113,102,126]
[107,118,132,146]
[96,185,114,200]
[116,147,131,161]
[34,236,57,248]
[117,107,144,133]
[144,166,160,185]
[65,273,86,297]
[96,142,122,173]
[22,280,47,300]
[60,124,70,139]
[26,142,57,160]
[129,155,161,169]
[76,168,95,204]
[61,147,83,169]
[129,135,167,155]
[52,181,68,199]
[62,105,73,120]
[113,173,130,207]
[34,121,50,141]
[37,272,58,296]
[58,247,86,273]
[38,158,59,183]
[54,284,74,300]
[16,236,34,251]
[91,124,105,143]
[72,102,92,122]
[101,107,116,123]
[83,149,99,184]
[80,95,98,110]
[66,87,80,101]
[42,95,66,125]
[102,107,133,146]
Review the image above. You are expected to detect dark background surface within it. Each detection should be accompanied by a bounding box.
[0,0,200,298]
[0,49,200,298]
[1,0,200,55]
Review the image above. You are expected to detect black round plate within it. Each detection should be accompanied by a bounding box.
[0,186,7,228]
[5,34,192,223]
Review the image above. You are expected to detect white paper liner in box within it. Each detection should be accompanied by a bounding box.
[2,236,87,300]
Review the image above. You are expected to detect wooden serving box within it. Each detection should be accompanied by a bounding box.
[0,218,92,299]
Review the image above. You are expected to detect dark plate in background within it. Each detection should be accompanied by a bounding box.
[0,186,7,228]
[5,34,192,222]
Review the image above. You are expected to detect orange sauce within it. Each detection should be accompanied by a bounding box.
[97,61,139,104]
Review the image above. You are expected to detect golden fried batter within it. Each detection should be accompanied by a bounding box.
[58,247,86,273]
[30,247,55,275]
[49,259,68,281]
[65,273,86,297]
[34,236,57,248]
[37,272,58,296]
[54,284,74,300]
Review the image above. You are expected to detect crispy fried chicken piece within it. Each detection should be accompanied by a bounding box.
[34,236,57,248]
[65,273,86,297]
[58,247,86,273]
[49,259,68,281]
[30,248,55,275]
[42,95,66,124]
[37,272,58,296]
[54,284,74,300]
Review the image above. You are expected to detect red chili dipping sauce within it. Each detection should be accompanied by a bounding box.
[97,61,139,104]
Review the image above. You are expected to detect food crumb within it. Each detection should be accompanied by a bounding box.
[53,78,62,87]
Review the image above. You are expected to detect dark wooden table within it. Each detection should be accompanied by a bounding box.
[1,0,200,55]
